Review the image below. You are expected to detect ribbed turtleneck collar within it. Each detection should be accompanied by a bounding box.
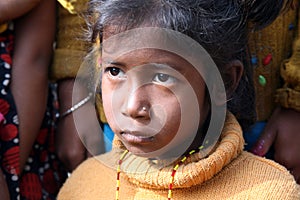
[100,112,244,190]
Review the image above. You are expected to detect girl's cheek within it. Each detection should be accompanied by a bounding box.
[102,97,114,125]
[101,77,111,93]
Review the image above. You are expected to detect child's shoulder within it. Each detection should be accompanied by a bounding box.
[236,151,292,171]
[217,151,300,199]
[58,152,118,200]
[71,151,119,177]
[228,151,295,180]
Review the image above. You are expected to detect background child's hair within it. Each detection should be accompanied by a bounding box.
[87,0,291,130]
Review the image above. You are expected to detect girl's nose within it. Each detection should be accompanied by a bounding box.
[121,88,151,120]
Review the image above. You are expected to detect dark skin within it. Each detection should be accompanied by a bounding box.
[250,3,300,184]
[0,0,41,24]
[0,169,9,200]
[251,106,300,184]
[11,0,56,173]
[56,79,104,172]
[54,2,105,171]
[0,0,56,198]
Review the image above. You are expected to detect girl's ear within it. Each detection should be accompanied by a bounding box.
[223,60,244,98]
[211,60,244,106]
[212,60,244,106]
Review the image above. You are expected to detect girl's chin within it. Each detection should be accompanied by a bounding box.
[124,145,158,158]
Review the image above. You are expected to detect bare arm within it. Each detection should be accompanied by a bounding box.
[0,0,42,23]
[56,79,104,172]
[10,0,56,171]
[0,169,9,200]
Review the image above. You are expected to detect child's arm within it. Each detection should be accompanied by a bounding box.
[52,2,105,171]
[0,0,42,23]
[10,0,56,171]
[0,169,9,200]
[56,79,104,172]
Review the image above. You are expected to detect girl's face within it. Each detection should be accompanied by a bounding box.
[101,28,210,158]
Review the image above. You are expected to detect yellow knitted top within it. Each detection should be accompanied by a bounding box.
[51,0,89,81]
[274,7,300,112]
[58,113,300,200]
[249,6,300,120]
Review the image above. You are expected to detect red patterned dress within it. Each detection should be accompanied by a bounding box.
[0,24,67,200]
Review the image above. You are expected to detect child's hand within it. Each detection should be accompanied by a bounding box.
[251,106,300,183]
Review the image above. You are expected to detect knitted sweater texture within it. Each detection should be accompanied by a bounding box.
[58,113,300,199]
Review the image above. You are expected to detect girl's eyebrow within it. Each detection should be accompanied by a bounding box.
[151,63,176,69]
[103,60,188,74]
[151,62,187,74]
[104,60,125,67]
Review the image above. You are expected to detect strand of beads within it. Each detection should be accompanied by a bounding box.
[116,150,129,200]
[167,142,207,200]
[116,140,209,200]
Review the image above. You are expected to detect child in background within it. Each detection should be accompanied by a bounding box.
[53,0,105,173]
[0,0,67,199]
[59,0,300,199]
[246,3,300,184]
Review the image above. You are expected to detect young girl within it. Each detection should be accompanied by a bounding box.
[58,0,300,199]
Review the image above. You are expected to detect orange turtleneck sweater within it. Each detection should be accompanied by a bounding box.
[58,113,300,199]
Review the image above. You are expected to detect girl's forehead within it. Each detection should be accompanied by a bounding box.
[103,23,157,39]
[103,48,190,70]
[101,26,212,80]
[106,48,180,59]
[103,25,119,39]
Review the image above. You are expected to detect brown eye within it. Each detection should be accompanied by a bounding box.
[153,73,177,85]
[155,73,171,83]
[109,67,120,76]
[157,74,170,82]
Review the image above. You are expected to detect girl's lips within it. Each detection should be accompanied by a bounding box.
[121,131,154,144]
